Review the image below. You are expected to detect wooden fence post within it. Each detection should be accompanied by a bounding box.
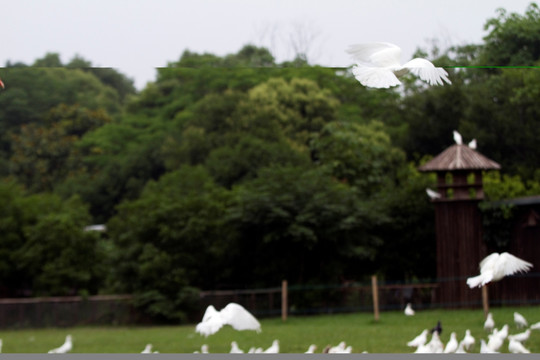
[482,285,489,318]
[282,280,288,322]
[371,275,379,322]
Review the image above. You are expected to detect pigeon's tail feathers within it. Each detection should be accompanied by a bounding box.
[467,274,489,288]
[352,66,401,88]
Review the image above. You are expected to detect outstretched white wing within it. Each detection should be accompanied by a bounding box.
[220,303,261,332]
[196,305,225,337]
[498,252,533,276]
[346,43,402,67]
[351,66,401,88]
[403,58,451,86]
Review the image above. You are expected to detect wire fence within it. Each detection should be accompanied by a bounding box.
[0,273,538,328]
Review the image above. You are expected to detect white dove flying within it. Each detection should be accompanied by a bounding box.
[346,42,451,89]
[426,188,441,200]
[48,335,73,354]
[466,252,533,288]
[195,303,261,337]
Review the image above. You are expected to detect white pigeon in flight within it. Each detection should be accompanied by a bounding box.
[426,188,441,200]
[466,252,533,288]
[48,335,73,354]
[404,303,415,316]
[346,42,451,89]
[514,312,528,328]
[195,303,261,337]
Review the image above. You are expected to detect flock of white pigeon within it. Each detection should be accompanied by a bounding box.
[405,306,540,354]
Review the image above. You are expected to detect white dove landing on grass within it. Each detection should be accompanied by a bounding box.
[48,335,73,354]
[196,303,261,337]
[346,42,451,89]
[466,252,533,288]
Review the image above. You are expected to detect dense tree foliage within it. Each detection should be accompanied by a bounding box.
[0,4,539,321]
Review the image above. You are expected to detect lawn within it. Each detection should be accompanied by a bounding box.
[0,306,538,353]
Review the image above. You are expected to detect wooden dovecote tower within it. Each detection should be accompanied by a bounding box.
[418,143,501,307]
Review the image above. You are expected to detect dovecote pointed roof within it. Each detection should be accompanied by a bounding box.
[418,144,501,172]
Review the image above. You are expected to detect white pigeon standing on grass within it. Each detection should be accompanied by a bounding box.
[461,329,475,350]
[141,343,159,354]
[346,42,451,89]
[328,341,347,353]
[455,341,467,354]
[443,332,458,353]
[509,338,531,353]
[305,344,317,353]
[196,303,261,337]
[230,341,244,354]
[426,331,444,353]
[484,313,495,332]
[480,339,498,353]
[514,312,528,328]
[48,335,73,354]
[487,332,504,352]
[466,252,533,288]
[407,329,428,347]
[263,339,280,353]
[404,303,415,316]
[530,322,540,330]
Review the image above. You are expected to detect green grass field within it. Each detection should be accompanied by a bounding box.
[0,306,539,353]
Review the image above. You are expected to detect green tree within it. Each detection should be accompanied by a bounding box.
[481,3,540,66]
[227,165,385,286]
[107,166,233,321]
